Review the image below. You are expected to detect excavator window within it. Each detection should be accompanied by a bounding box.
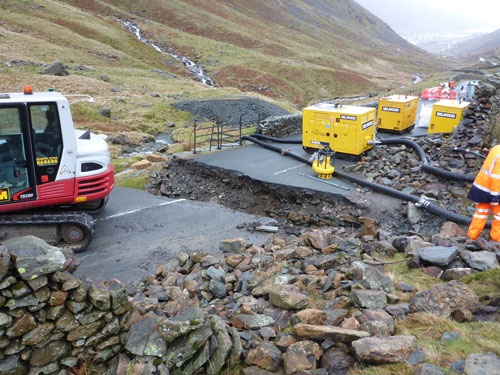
[29,104,63,184]
[31,104,62,157]
[0,106,30,201]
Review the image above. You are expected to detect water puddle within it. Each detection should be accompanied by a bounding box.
[119,132,173,158]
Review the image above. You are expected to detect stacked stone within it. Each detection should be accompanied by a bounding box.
[258,113,302,137]
[0,227,497,374]
[0,236,131,375]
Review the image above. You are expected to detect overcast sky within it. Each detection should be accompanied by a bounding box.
[353,0,500,40]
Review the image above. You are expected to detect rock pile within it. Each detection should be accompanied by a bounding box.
[258,114,302,137]
[0,236,132,374]
[0,225,498,373]
[118,219,498,374]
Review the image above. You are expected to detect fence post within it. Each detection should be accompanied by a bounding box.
[218,121,222,150]
[239,115,243,145]
[193,120,197,154]
[209,121,215,151]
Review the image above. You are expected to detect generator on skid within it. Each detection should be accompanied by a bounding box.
[377,95,419,133]
[428,99,470,134]
[302,103,376,157]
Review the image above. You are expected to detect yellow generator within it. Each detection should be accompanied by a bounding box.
[428,99,470,134]
[377,95,419,133]
[302,103,376,157]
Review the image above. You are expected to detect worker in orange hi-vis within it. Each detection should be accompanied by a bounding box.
[467,145,500,241]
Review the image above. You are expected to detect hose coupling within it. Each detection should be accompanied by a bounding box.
[280,148,291,155]
[416,196,432,208]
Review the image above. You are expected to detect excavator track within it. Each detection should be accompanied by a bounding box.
[0,212,94,253]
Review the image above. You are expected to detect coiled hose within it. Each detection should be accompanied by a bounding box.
[241,134,481,226]
[377,137,478,183]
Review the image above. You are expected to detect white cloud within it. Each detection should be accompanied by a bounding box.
[418,0,500,28]
[354,0,500,36]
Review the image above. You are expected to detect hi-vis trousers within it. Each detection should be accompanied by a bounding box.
[468,202,500,241]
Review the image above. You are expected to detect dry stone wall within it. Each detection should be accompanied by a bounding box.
[0,236,132,375]
[258,113,302,137]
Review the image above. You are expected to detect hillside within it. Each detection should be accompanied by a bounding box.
[0,0,443,112]
[451,28,500,64]
[69,0,442,103]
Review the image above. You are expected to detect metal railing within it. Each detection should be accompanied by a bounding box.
[191,114,261,154]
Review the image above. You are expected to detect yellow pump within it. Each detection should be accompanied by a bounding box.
[311,146,335,179]
[377,95,419,133]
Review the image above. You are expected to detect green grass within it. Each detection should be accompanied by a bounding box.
[462,268,500,305]
[112,156,143,174]
[380,253,444,299]
[0,0,449,111]
[349,312,500,375]
[116,175,150,190]
[397,313,499,366]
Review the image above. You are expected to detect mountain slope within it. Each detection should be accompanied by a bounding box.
[451,29,500,64]
[0,0,443,115]
[93,0,439,103]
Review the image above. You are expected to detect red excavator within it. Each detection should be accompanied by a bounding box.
[0,85,114,252]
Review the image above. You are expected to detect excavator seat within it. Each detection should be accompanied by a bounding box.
[0,138,27,190]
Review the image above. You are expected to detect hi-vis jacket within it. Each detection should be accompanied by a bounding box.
[467,145,500,204]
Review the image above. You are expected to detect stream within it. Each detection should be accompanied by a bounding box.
[124,21,215,87]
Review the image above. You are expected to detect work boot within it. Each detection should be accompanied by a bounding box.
[465,239,482,251]
[473,237,500,252]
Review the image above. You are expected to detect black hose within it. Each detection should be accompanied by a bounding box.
[337,169,473,225]
[377,137,477,183]
[432,146,486,161]
[377,137,428,163]
[421,164,474,183]
[241,135,306,163]
[247,133,302,144]
[241,135,475,226]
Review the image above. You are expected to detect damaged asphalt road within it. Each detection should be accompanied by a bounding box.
[74,186,277,285]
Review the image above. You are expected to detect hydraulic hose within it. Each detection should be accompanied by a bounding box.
[377,137,478,183]
[241,135,476,226]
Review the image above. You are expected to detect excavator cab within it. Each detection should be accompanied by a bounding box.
[0,86,114,251]
[0,105,35,203]
[1,102,67,205]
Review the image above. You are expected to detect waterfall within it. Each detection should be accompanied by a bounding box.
[124,21,215,87]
